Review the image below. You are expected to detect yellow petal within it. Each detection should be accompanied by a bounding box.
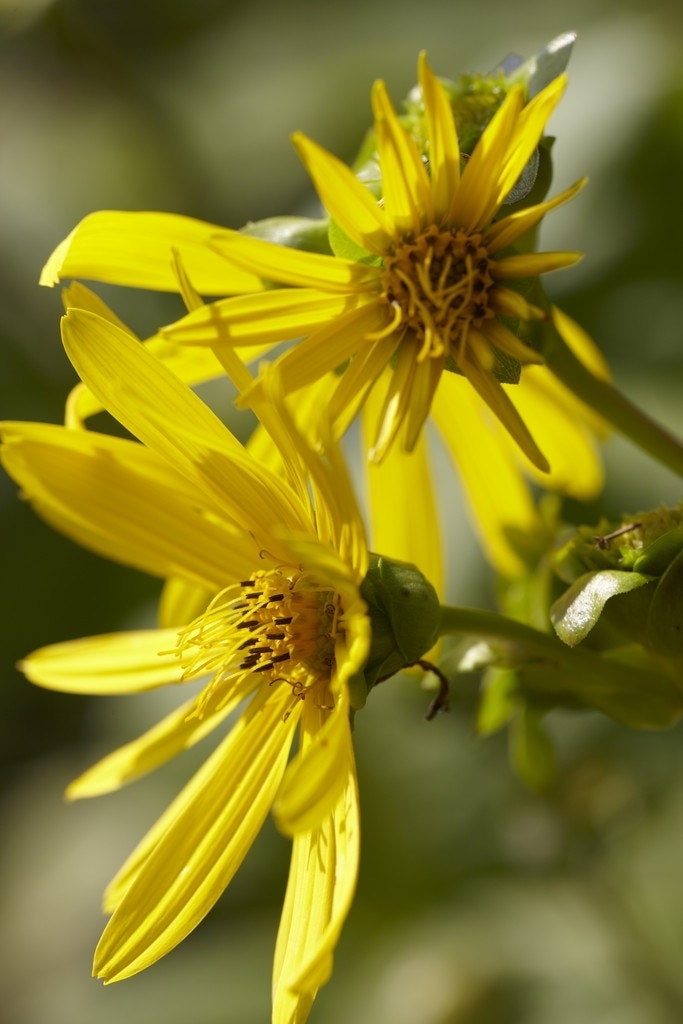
[1,422,255,588]
[484,177,587,253]
[273,767,359,1023]
[418,52,461,221]
[163,288,366,348]
[67,673,255,799]
[493,251,582,279]
[372,78,433,235]
[61,309,312,543]
[552,305,611,382]
[41,211,263,294]
[292,132,394,255]
[512,365,605,498]
[368,341,418,462]
[19,629,183,694]
[431,373,540,576]
[95,684,298,980]
[463,356,549,473]
[274,690,352,837]
[498,75,567,203]
[210,229,380,291]
[362,384,444,598]
[454,86,524,232]
[158,578,213,629]
[259,298,389,398]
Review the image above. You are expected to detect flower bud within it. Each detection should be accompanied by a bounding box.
[358,554,441,698]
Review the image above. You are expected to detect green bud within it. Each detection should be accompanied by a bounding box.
[550,503,683,652]
[358,553,441,697]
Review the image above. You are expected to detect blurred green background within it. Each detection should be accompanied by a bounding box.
[2,1,683,1022]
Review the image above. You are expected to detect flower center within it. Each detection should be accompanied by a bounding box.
[176,567,342,715]
[381,227,495,362]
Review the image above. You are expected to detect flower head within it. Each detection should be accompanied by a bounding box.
[1,307,371,1021]
[161,53,584,468]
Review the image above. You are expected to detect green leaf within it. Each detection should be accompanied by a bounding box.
[477,667,518,735]
[507,31,577,98]
[550,569,653,646]
[328,219,379,264]
[240,216,332,254]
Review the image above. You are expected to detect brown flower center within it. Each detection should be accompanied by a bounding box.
[381,227,495,361]
[177,567,342,715]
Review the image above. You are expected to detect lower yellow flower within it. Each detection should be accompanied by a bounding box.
[1,307,371,1022]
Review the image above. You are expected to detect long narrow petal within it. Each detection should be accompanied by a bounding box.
[431,374,541,577]
[484,178,587,253]
[274,690,351,837]
[273,766,360,1024]
[453,87,524,232]
[61,309,313,541]
[493,251,582,279]
[418,52,460,221]
[552,306,611,382]
[496,75,567,203]
[19,629,184,694]
[292,132,394,255]
[66,672,256,799]
[372,78,433,235]
[1,422,255,589]
[41,211,263,294]
[260,299,390,398]
[163,289,365,348]
[403,354,444,453]
[95,684,299,981]
[462,356,550,473]
[368,341,418,463]
[210,230,380,291]
[511,365,605,497]
[362,385,444,599]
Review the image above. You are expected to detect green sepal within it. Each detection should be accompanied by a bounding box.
[241,216,332,255]
[328,219,380,265]
[550,569,654,646]
[359,553,441,692]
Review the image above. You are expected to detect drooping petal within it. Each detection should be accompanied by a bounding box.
[94,684,299,981]
[272,766,360,1024]
[431,373,541,577]
[40,211,263,294]
[210,230,381,292]
[259,299,390,399]
[462,355,550,473]
[0,422,256,589]
[66,671,257,799]
[418,52,461,221]
[61,309,313,542]
[372,78,433,235]
[368,341,419,463]
[274,690,352,837]
[362,384,444,598]
[19,629,184,695]
[292,132,394,255]
[510,365,605,498]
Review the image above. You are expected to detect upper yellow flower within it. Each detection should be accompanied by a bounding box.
[1,307,370,1023]
[158,53,584,468]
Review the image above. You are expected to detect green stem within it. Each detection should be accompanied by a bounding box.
[543,321,683,479]
[437,603,562,656]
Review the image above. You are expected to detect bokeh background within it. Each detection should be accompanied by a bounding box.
[2,1,683,1022]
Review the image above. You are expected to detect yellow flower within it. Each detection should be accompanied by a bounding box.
[1,307,370,1023]
[156,53,584,469]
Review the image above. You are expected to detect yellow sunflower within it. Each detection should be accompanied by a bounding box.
[155,52,584,469]
[1,306,372,1023]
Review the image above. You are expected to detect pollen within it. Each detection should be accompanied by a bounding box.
[175,567,342,713]
[381,227,495,362]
